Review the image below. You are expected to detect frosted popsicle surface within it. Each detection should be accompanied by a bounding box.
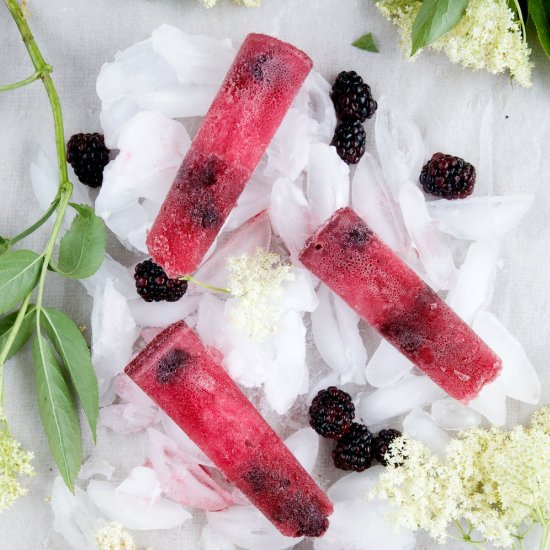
[125,321,332,537]
[299,208,501,403]
[147,34,313,276]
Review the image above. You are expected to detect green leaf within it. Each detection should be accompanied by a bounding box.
[411,0,470,55]
[0,237,10,256]
[0,305,36,360]
[55,204,105,279]
[529,0,550,58]
[0,250,42,314]
[352,33,379,52]
[41,307,98,439]
[33,332,82,491]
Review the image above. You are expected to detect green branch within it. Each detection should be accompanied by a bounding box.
[0,65,51,92]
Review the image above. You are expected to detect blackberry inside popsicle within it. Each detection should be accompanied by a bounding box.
[147,33,313,277]
[299,208,501,403]
[125,321,333,537]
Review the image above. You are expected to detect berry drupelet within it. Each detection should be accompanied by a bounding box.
[309,387,355,439]
[66,133,110,188]
[332,423,374,472]
[331,121,366,165]
[134,259,188,303]
[373,428,402,466]
[420,152,476,199]
[331,71,377,123]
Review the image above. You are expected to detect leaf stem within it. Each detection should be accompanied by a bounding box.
[182,274,231,294]
[0,65,51,92]
[540,524,550,550]
[512,0,527,43]
[7,198,60,248]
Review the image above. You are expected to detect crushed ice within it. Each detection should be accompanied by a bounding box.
[30,24,539,549]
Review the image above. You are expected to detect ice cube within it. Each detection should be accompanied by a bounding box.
[78,456,115,481]
[314,500,415,550]
[201,525,238,550]
[399,181,457,290]
[194,210,272,290]
[403,408,451,456]
[352,152,409,253]
[266,108,314,182]
[264,310,309,415]
[79,254,136,301]
[327,466,384,503]
[300,71,337,145]
[87,467,191,530]
[356,376,445,425]
[446,241,499,324]
[95,111,190,252]
[473,311,541,404]
[311,284,367,384]
[431,398,482,431]
[365,339,414,388]
[100,402,160,434]
[224,168,273,232]
[91,280,138,397]
[160,411,213,467]
[51,477,99,550]
[269,177,318,263]
[151,25,234,85]
[128,293,202,328]
[427,195,534,241]
[147,428,234,511]
[306,143,350,225]
[280,268,319,313]
[468,377,507,426]
[284,428,319,475]
[206,505,300,550]
[375,95,425,200]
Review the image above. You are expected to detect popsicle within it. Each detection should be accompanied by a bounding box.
[125,321,332,537]
[299,207,501,403]
[147,34,313,277]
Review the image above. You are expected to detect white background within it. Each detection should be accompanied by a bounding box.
[0,0,549,548]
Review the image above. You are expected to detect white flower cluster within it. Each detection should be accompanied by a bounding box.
[377,0,533,87]
[95,521,137,550]
[227,248,295,340]
[373,406,550,547]
[0,413,35,512]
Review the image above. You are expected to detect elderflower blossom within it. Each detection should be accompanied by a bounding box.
[372,407,550,547]
[0,413,35,512]
[376,0,533,87]
[227,248,294,341]
[95,522,137,550]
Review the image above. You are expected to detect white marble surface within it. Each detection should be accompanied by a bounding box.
[1,0,549,548]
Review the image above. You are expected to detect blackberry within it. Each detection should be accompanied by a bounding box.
[66,133,110,188]
[134,259,188,302]
[373,429,402,466]
[331,71,377,123]
[332,423,374,471]
[331,121,366,165]
[420,152,476,199]
[309,387,355,439]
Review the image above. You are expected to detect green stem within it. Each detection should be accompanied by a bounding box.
[1,0,74,401]
[7,198,59,248]
[512,0,527,42]
[0,65,51,92]
[540,525,550,550]
[182,275,231,294]
[4,0,70,188]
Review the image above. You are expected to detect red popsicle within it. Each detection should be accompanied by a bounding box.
[147,34,313,277]
[299,207,501,403]
[125,321,332,537]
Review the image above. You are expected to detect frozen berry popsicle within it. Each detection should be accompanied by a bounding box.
[299,208,501,403]
[125,321,332,537]
[147,34,313,277]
